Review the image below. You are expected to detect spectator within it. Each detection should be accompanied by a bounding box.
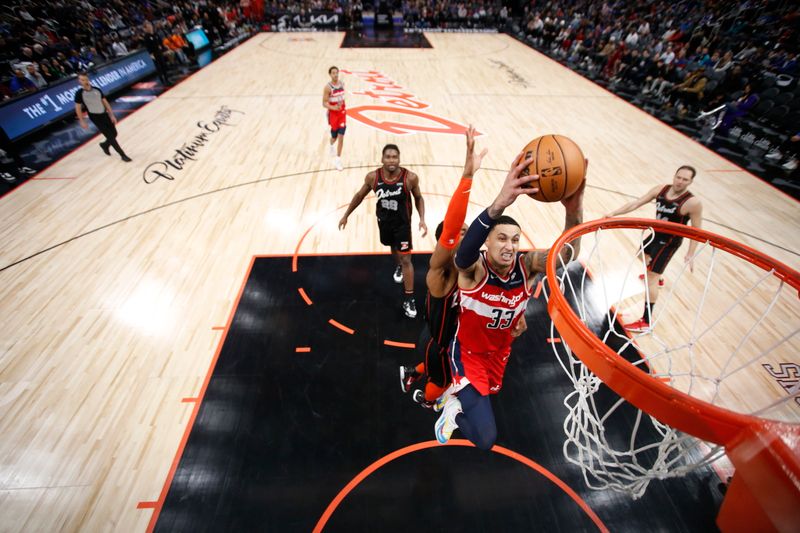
[9,68,36,96]
[25,64,47,89]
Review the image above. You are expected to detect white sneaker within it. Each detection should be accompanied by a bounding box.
[402,298,417,318]
[765,149,783,160]
[435,394,462,444]
[328,143,336,157]
[334,157,343,171]
[433,385,455,412]
[783,158,798,170]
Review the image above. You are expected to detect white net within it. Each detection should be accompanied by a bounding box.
[543,224,800,499]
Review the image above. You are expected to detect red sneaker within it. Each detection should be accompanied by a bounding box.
[623,318,651,332]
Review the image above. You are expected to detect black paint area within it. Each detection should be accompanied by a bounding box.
[341,28,432,48]
[156,254,724,532]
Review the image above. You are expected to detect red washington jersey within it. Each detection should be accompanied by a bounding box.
[455,251,532,354]
[327,81,346,129]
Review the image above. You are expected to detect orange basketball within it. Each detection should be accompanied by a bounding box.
[520,135,586,202]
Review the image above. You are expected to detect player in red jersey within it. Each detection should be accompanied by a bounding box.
[399,126,527,407]
[323,66,346,171]
[603,165,703,331]
[434,151,587,449]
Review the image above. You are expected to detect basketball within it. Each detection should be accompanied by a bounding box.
[520,135,586,202]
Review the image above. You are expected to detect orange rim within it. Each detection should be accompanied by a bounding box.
[546,217,800,445]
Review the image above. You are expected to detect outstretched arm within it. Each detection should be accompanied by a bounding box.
[429,125,486,270]
[338,174,373,230]
[604,185,661,218]
[524,164,587,277]
[455,151,537,284]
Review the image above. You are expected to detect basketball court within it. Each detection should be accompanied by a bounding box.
[0,32,798,532]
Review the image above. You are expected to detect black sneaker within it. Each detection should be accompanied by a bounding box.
[400,366,422,393]
[412,389,435,409]
[121,155,132,162]
[402,298,417,318]
[100,142,110,156]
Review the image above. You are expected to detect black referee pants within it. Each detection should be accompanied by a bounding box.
[89,113,126,157]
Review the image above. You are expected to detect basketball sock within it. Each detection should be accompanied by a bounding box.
[424,382,446,402]
[643,302,654,324]
[415,362,425,375]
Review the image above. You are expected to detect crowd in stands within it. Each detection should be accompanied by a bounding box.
[519,0,800,171]
[1,0,256,99]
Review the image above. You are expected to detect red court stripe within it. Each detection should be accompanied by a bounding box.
[181,397,198,403]
[137,501,158,509]
[295,347,311,353]
[328,319,355,334]
[145,256,256,533]
[211,326,224,331]
[298,287,313,305]
[705,169,747,173]
[313,440,608,533]
[383,340,415,349]
[30,176,77,180]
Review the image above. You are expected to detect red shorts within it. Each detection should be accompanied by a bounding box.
[448,338,510,396]
[328,109,346,131]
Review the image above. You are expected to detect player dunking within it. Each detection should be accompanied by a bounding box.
[434,151,587,448]
[323,66,346,171]
[399,127,528,407]
[604,165,703,331]
[338,144,427,318]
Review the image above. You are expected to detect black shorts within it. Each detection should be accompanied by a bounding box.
[643,232,683,274]
[378,219,412,252]
[418,328,451,388]
[89,112,117,139]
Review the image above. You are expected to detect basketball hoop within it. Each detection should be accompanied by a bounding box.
[544,217,800,531]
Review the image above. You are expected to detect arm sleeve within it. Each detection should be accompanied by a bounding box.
[438,177,472,249]
[454,208,495,269]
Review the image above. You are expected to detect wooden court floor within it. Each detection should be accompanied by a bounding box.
[0,32,798,531]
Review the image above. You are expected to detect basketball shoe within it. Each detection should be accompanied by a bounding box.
[393,265,403,283]
[623,318,650,332]
[433,385,454,413]
[399,366,422,393]
[435,394,462,444]
[402,297,417,318]
[412,389,435,409]
[334,157,343,171]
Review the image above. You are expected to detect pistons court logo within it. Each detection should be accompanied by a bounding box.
[341,69,475,137]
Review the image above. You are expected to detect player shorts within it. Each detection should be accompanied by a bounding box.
[378,219,412,252]
[328,109,346,137]
[448,338,510,396]
[643,232,683,275]
[418,329,451,388]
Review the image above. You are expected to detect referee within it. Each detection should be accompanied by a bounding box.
[74,73,131,162]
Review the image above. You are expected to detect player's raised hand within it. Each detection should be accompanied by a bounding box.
[463,125,488,178]
[489,152,538,217]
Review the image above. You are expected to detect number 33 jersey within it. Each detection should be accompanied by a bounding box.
[373,167,412,225]
[456,251,532,354]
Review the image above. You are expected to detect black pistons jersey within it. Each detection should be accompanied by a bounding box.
[425,283,460,350]
[373,167,411,224]
[655,185,693,225]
